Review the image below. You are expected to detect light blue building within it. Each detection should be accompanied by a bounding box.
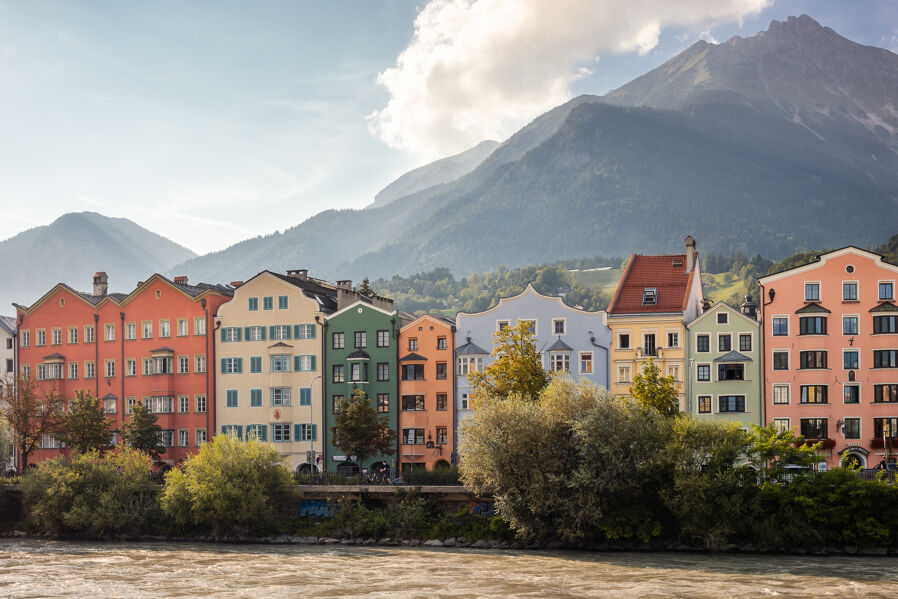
[454,284,611,450]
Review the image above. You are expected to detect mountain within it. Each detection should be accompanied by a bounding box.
[1,212,196,311]
[172,14,898,283]
[370,140,499,209]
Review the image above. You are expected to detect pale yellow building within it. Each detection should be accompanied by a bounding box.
[215,269,337,471]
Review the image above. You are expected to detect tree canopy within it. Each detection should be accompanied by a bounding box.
[0,375,64,471]
[330,391,396,474]
[58,390,114,454]
[629,359,679,417]
[468,320,551,402]
[123,402,165,460]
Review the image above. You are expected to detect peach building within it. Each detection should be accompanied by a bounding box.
[759,247,898,468]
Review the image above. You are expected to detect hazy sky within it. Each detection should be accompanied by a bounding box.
[1,0,896,255]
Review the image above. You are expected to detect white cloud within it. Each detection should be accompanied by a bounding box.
[368,0,770,159]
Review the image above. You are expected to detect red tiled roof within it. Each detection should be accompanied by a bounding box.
[609,254,696,314]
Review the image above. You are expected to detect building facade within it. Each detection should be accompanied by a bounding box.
[15,272,232,466]
[1,315,15,381]
[454,283,611,448]
[324,286,400,477]
[398,315,455,472]
[685,301,762,428]
[214,270,337,471]
[607,237,704,408]
[759,247,898,469]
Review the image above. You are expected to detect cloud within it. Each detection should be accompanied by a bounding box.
[368,0,770,159]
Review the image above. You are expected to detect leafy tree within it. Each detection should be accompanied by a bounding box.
[160,435,295,538]
[357,277,374,297]
[744,423,821,483]
[331,391,395,474]
[58,390,114,454]
[0,413,13,475]
[0,375,64,471]
[468,320,550,402]
[123,402,164,460]
[629,359,679,417]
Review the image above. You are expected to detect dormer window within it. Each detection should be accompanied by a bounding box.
[642,288,658,305]
[672,258,683,268]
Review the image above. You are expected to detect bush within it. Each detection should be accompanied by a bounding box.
[21,447,162,538]
[160,436,296,539]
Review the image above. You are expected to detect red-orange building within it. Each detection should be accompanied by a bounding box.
[398,315,455,472]
[15,272,232,467]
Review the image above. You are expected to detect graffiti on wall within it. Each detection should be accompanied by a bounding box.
[471,502,496,517]
[298,499,338,518]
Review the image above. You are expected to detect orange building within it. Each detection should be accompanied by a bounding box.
[398,315,455,472]
[15,272,232,467]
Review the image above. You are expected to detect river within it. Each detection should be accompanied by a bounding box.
[1,539,897,598]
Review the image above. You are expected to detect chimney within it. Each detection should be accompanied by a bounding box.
[685,235,696,273]
[230,281,244,288]
[702,298,712,312]
[173,276,188,285]
[93,272,108,296]
[741,294,758,321]
[287,269,309,280]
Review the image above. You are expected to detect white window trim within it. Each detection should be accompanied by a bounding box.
[695,362,711,383]
[695,394,713,415]
[804,280,822,302]
[552,318,567,336]
[578,351,594,374]
[716,332,733,352]
[737,331,754,353]
[843,416,862,440]
[496,320,510,332]
[772,383,791,405]
[771,314,790,336]
[772,417,791,433]
[617,329,632,349]
[879,279,896,301]
[842,346,860,370]
[842,279,860,301]
[843,383,861,405]
[842,314,860,336]
[518,318,537,336]
[715,393,747,414]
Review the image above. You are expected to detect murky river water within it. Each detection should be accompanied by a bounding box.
[2,539,897,598]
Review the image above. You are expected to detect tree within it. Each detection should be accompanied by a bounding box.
[160,435,295,538]
[357,277,374,297]
[331,391,395,475]
[123,402,164,460]
[629,359,679,417]
[58,390,114,454]
[745,423,821,483]
[468,320,550,402]
[0,375,64,471]
[0,413,13,475]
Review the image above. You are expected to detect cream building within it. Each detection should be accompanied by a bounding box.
[215,269,337,471]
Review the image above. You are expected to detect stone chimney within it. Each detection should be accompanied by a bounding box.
[93,272,108,296]
[685,236,696,273]
[741,294,758,321]
[287,269,308,280]
[173,276,188,285]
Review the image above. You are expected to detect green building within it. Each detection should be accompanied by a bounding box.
[324,289,401,476]
[685,300,762,428]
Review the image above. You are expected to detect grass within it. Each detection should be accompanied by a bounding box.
[568,268,622,291]
[702,272,749,304]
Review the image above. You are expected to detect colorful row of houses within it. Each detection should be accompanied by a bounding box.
[5,238,898,473]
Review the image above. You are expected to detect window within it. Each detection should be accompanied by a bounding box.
[800,351,827,369]
[667,365,680,381]
[178,356,189,374]
[521,320,536,335]
[332,332,344,349]
[177,319,188,337]
[270,355,291,372]
[250,389,262,407]
[580,352,593,374]
[20,330,29,347]
[880,282,895,301]
[643,334,656,356]
[295,355,314,372]
[618,366,631,383]
[844,316,859,335]
[36,329,45,346]
[147,396,174,414]
[21,365,30,378]
[874,316,898,334]
[843,418,860,440]
[874,350,898,368]
[698,396,711,414]
[800,385,828,404]
[408,338,419,351]
[772,418,790,433]
[271,387,291,406]
[179,430,189,447]
[457,356,482,375]
[222,357,242,374]
[4,358,10,373]
[272,423,291,442]
[377,394,389,413]
[248,356,262,373]
[402,395,425,411]
[68,327,79,344]
[436,362,447,379]
[844,385,861,404]
[437,336,447,350]
[696,335,709,352]
[376,362,389,381]
[436,427,447,445]
[195,395,207,413]
[618,334,630,349]
[642,288,657,305]
[461,394,470,410]
[278,295,288,309]
[773,385,790,404]
[298,387,312,406]
[717,313,728,324]
[874,385,898,403]
[85,361,95,379]
[718,334,731,352]
[263,296,273,310]
[105,360,115,378]
[350,362,366,382]
[773,351,789,370]
[553,319,565,335]
[296,324,315,339]
[402,364,425,380]
[843,350,859,370]
[51,328,61,345]
[717,364,744,381]
[196,429,207,446]
[158,430,174,447]
[142,321,152,339]
[332,365,344,383]
[497,321,509,332]
[667,332,679,348]
[104,323,115,341]
[800,418,827,439]
[226,390,238,408]
[738,334,752,352]
[298,423,316,442]
[772,317,788,336]
[697,365,710,382]
[805,283,820,301]
[126,322,136,340]
[195,355,206,373]
[549,353,570,372]
[179,396,189,413]
[223,327,241,342]
[842,282,858,301]
[194,317,206,335]
[436,393,448,410]
[104,398,116,414]
[875,417,898,439]
[403,428,425,445]
[248,297,258,311]
[354,331,367,348]
[69,362,78,379]
[245,424,265,441]
[245,326,264,341]
[799,317,827,335]
[718,395,745,413]
[271,325,290,340]
[85,326,95,343]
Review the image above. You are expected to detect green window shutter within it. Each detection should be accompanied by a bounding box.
[221,426,227,435]
[235,358,242,373]
[260,326,266,340]
[310,324,316,339]
[220,328,227,342]
[284,325,292,340]
[244,326,251,340]
[300,387,311,405]
[294,355,301,371]
[294,324,301,339]
[269,325,276,339]
[311,424,317,441]
[294,424,302,441]
[220,358,227,373]
[237,425,243,440]
[310,355,316,371]
[260,424,268,442]
[236,328,242,342]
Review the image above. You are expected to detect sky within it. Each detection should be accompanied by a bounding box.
[1,0,896,255]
